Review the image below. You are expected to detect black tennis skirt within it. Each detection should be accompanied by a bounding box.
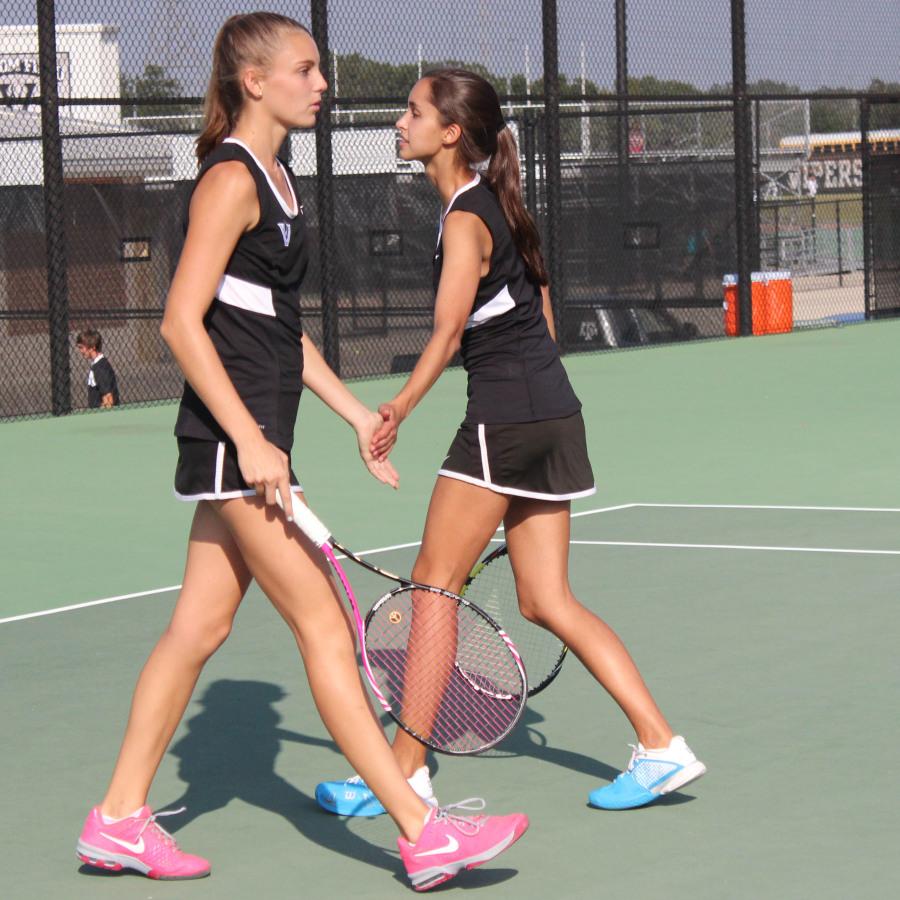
[174,437,302,502]
[438,411,596,501]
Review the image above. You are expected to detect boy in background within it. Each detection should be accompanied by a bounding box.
[75,329,120,408]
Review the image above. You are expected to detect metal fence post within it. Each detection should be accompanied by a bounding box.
[810,197,817,269]
[731,0,753,336]
[542,0,565,349]
[836,200,843,287]
[860,97,872,319]
[753,97,762,267]
[37,0,71,415]
[614,0,630,304]
[310,0,340,373]
[774,203,780,269]
[615,0,629,170]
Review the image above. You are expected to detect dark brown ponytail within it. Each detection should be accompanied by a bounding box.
[487,126,548,284]
[196,13,310,164]
[426,68,548,285]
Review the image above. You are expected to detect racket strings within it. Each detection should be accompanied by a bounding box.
[366,587,526,754]
[463,551,567,696]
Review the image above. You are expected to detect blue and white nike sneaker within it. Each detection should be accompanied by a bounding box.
[588,735,706,810]
[316,766,438,816]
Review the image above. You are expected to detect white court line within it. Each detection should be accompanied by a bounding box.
[570,539,900,556]
[9,501,891,625]
[0,585,184,626]
[338,540,424,559]
[0,538,425,627]
[492,502,637,533]
[571,502,637,518]
[631,502,900,513]
[0,505,632,627]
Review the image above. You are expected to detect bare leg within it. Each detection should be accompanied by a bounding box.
[392,476,510,776]
[504,499,673,749]
[101,502,251,817]
[213,494,431,841]
[398,587,459,746]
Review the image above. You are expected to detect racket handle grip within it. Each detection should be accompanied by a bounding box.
[277,490,332,547]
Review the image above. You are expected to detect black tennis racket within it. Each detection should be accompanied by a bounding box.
[280,494,527,755]
[462,543,568,697]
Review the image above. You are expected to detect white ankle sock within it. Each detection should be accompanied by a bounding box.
[101,806,143,825]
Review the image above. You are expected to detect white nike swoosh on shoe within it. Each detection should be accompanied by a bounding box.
[414,835,459,857]
[99,833,145,854]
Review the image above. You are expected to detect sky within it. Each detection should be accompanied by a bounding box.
[5,0,899,94]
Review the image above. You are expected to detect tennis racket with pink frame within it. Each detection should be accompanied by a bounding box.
[281,493,527,755]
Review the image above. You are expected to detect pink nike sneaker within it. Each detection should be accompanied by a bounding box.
[76,805,210,880]
[397,799,528,892]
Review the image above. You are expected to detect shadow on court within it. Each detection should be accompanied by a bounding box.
[155,679,396,872]
[483,706,620,779]
[97,678,520,888]
[76,680,692,883]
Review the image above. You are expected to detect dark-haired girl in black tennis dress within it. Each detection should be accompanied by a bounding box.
[317,68,705,816]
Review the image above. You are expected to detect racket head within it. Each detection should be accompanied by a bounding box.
[463,543,568,697]
[364,584,527,755]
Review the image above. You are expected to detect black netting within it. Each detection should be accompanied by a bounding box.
[2,1,899,418]
[559,150,737,353]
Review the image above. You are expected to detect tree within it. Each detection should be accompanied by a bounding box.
[331,53,420,99]
[809,90,857,134]
[628,74,699,96]
[867,79,900,128]
[746,79,801,95]
[120,64,194,121]
[868,78,900,94]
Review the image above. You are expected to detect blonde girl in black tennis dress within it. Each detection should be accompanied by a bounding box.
[316,69,705,814]
[74,21,526,891]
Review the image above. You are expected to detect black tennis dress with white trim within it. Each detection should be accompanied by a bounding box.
[435,174,596,501]
[173,138,307,501]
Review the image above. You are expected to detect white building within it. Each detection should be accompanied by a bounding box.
[1,23,122,126]
[1,22,408,187]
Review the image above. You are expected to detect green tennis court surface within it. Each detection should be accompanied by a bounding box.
[3,321,899,898]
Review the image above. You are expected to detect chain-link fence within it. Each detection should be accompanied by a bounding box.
[2,0,899,418]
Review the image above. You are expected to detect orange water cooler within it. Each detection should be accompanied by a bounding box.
[723,271,793,336]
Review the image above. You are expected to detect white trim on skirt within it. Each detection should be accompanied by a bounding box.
[174,485,304,503]
[176,440,303,502]
[214,441,226,495]
[477,423,492,483]
[437,468,596,502]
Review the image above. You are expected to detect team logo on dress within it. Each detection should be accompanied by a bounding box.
[277,222,291,246]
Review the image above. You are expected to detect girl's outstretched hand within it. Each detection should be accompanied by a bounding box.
[358,410,400,488]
